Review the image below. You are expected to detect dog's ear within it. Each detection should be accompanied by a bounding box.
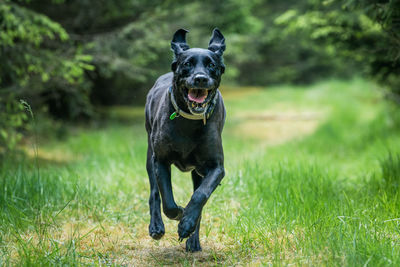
[208,28,226,57]
[171,29,190,71]
[171,29,190,56]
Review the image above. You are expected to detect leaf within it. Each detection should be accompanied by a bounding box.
[0,129,8,140]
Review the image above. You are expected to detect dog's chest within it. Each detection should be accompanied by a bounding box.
[152,125,204,167]
[156,130,197,155]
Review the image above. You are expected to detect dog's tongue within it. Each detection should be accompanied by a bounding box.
[188,89,208,103]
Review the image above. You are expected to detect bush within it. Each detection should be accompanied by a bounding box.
[0,1,94,120]
[0,96,27,153]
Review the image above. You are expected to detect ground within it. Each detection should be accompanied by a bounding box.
[1,79,400,266]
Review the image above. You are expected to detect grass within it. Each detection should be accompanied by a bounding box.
[1,78,400,266]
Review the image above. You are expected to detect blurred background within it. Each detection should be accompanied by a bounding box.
[0,0,399,151]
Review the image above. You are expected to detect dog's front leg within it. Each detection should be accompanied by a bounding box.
[185,170,203,252]
[153,159,184,221]
[178,166,225,240]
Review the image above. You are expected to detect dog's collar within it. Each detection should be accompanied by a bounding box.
[168,86,218,125]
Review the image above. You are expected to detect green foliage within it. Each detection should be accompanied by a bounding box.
[0,1,94,118]
[355,0,400,103]
[0,1,95,152]
[1,2,67,86]
[0,96,27,153]
[274,0,400,101]
[87,10,172,105]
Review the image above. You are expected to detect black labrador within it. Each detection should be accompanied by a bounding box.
[145,28,226,252]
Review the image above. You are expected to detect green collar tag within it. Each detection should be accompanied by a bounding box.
[170,111,177,120]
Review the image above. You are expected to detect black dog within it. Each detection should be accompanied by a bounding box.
[145,28,226,252]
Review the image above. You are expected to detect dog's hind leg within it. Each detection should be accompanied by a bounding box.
[153,159,184,221]
[186,170,203,252]
[147,145,165,240]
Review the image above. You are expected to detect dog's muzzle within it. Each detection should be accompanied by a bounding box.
[169,87,218,125]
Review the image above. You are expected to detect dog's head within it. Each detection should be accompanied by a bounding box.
[171,28,226,115]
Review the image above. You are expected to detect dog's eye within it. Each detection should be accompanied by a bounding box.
[184,62,191,67]
[208,63,216,68]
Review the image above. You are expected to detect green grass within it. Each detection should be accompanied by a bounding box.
[1,78,400,266]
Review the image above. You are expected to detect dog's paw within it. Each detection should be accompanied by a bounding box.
[149,220,165,240]
[178,215,198,240]
[186,234,202,252]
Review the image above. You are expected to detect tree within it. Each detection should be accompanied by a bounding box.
[274,0,400,101]
[0,0,93,152]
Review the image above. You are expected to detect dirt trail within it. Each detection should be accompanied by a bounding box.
[222,87,326,146]
[233,109,324,145]
[15,219,233,266]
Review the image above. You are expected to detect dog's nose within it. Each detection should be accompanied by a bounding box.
[194,74,209,87]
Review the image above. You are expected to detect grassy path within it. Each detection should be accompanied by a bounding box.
[1,79,400,266]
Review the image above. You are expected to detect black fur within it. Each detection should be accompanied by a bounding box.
[145,28,226,252]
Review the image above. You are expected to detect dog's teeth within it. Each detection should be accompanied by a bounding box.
[202,103,206,108]
[191,102,195,108]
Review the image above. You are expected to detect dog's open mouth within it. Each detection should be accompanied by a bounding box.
[185,88,213,114]
[188,88,208,104]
